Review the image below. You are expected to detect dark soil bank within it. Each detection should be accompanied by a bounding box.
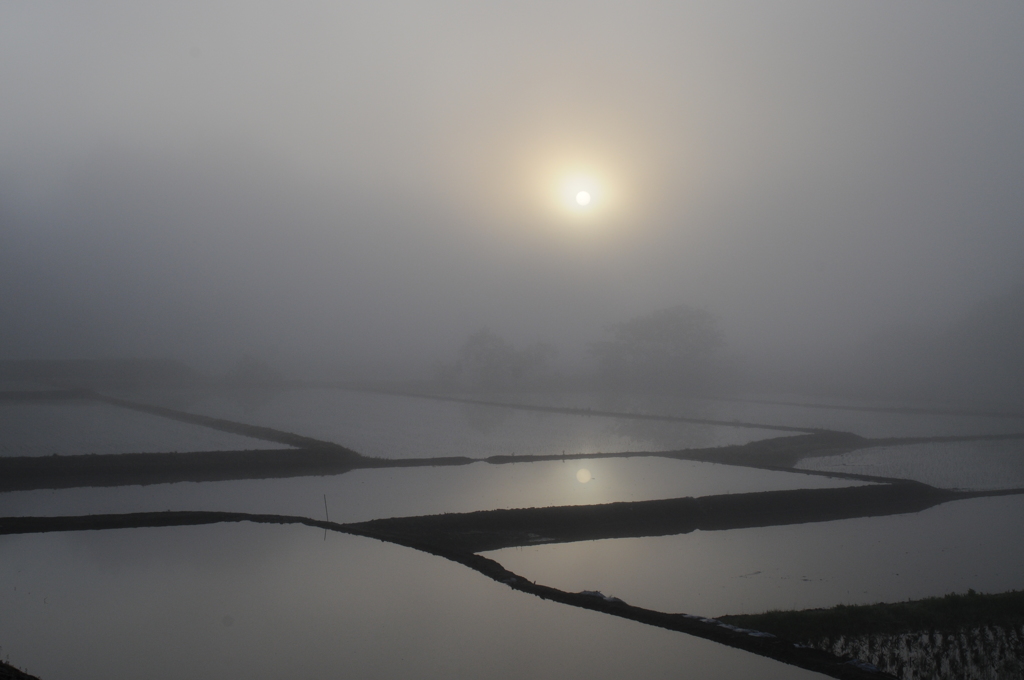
[0,431,873,493]
[347,481,996,553]
[0,659,39,680]
[0,448,363,491]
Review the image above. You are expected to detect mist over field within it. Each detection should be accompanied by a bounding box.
[2,1,1023,405]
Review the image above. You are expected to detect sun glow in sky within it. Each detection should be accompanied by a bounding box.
[562,175,599,212]
[551,170,609,222]
[508,139,639,232]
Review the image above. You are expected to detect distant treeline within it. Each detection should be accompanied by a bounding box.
[833,284,1024,406]
[436,304,734,393]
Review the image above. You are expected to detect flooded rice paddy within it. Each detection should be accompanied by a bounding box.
[1,387,1022,679]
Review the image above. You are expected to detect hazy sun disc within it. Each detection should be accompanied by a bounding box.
[576,468,592,483]
[575,190,591,206]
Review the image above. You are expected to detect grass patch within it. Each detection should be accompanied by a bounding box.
[719,589,1024,641]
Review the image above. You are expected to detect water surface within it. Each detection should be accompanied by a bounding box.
[2,387,1020,679]
[0,523,824,680]
[0,401,279,457]
[489,494,1024,617]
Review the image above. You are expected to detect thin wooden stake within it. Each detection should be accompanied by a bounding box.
[323,494,329,540]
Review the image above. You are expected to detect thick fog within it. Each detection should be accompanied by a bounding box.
[2,1,1023,403]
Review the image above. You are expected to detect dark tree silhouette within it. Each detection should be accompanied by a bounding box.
[590,305,725,390]
[440,328,556,389]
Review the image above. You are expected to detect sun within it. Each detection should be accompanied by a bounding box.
[529,155,618,223]
[561,175,599,213]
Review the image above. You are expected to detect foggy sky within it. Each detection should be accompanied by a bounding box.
[2,1,1023,384]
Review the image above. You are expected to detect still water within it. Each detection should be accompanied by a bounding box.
[798,438,1024,491]
[0,457,862,521]
[479,390,1024,438]
[136,388,785,457]
[1,387,1022,679]
[489,494,1024,617]
[0,401,277,457]
[0,524,822,680]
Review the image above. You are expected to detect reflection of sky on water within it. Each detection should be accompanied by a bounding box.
[489,390,1024,438]
[151,389,778,459]
[798,439,1024,491]
[0,458,863,521]
[0,524,823,680]
[460,399,731,451]
[489,495,1024,617]
[3,389,1022,679]
[459,401,512,434]
[0,402,278,457]
[696,400,1024,438]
